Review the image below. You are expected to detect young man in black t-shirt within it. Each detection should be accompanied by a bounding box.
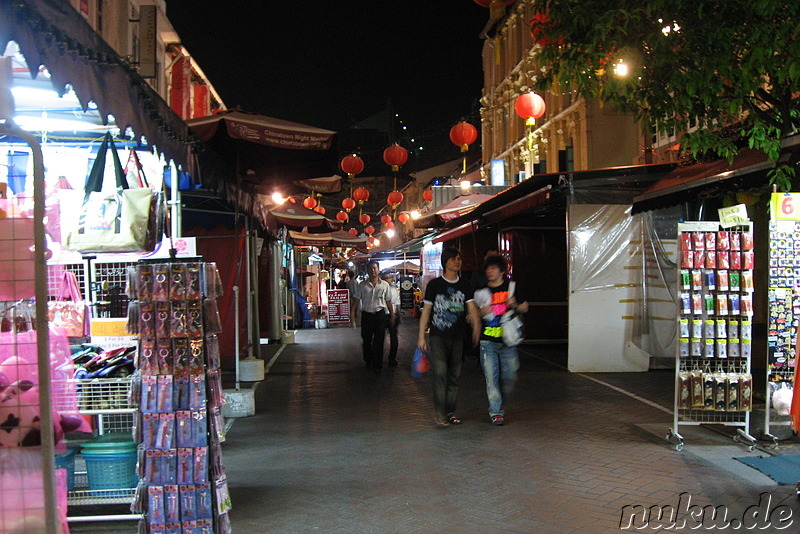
[417,247,480,428]
[474,255,528,426]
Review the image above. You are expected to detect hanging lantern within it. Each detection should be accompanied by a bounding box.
[348,228,359,236]
[367,236,376,245]
[341,198,357,212]
[336,211,349,222]
[353,187,370,204]
[313,205,326,215]
[340,154,365,178]
[387,191,404,208]
[422,189,433,202]
[383,144,408,171]
[449,121,478,153]
[365,225,375,235]
[380,214,392,224]
[287,197,297,204]
[384,221,395,230]
[302,197,318,210]
[359,213,371,225]
[398,212,410,223]
[514,91,547,125]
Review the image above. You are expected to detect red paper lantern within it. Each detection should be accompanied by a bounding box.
[449,121,478,152]
[336,211,349,222]
[348,228,359,236]
[422,189,433,202]
[287,197,297,203]
[387,191,404,208]
[359,213,371,224]
[384,221,395,230]
[341,198,356,211]
[303,197,318,210]
[313,205,326,215]
[367,236,376,245]
[514,91,546,123]
[353,187,370,203]
[380,214,392,224]
[398,212,410,223]
[383,144,408,171]
[340,154,364,177]
[365,225,375,235]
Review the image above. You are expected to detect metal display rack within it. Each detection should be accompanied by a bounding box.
[65,378,141,523]
[667,222,758,451]
[763,220,799,445]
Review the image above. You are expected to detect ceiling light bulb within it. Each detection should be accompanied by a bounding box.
[386,229,395,238]
[271,192,285,204]
[410,210,420,219]
[460,180,471,189]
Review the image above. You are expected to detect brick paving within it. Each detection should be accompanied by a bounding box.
[70,319,800,533]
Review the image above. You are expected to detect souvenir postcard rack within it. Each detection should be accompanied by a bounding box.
[763,219,799,445]
[668,222,757,451]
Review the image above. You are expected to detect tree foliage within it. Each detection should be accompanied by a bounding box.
[533,0,800,189]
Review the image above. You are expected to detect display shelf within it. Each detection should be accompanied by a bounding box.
[668,222,757,452]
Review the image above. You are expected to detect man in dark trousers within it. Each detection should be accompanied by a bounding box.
[417,247,480,428]
[352,261,394,373]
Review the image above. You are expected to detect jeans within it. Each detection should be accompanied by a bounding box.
[428,333,464,420]
[361,311,387,369]
[480,340,519,416]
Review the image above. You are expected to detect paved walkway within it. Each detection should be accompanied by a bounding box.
[71,319,800,533]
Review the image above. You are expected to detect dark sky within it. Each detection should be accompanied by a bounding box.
[166,1,489,142]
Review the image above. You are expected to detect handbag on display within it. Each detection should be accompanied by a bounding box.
[64,133,157,253]
[500,281,525,347]
[47,270,89,338]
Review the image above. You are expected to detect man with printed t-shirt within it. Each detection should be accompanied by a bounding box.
[474,254,528,426]
[417,247,480,428]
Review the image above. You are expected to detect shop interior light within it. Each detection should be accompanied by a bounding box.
[460,180,471,189]
[13,114,110,133]
[271,192,285,204]
[410,210,420,219]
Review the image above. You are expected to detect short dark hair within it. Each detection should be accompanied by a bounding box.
[441,247,461,269]
[484,254,507,273]
[367,260,380,270]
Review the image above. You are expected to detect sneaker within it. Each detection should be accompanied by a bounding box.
[491,414,505,426]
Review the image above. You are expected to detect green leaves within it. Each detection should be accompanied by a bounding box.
[534,0,800,182]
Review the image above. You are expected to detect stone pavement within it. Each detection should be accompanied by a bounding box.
[69,319,800,533]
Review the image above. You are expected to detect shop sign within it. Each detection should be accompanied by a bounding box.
[718,204,750,228]
[400,277,414,309]
[771,192,800,221]
[327,289,350,323]
[138,5,157,78]
[90,318,135,350]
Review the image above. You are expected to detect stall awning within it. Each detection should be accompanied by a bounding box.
[631,149,772,214]
[0,0,193,167]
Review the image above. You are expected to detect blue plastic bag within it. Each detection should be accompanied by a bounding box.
[410,348,430,378]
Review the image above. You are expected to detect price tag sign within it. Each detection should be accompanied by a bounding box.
[718,204,750,228]
[771,192,800,221]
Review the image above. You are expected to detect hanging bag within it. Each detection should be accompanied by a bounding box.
[64,133,155,253]
[500,281,525,347]
[47,271,89,338]
[410,347,430,377]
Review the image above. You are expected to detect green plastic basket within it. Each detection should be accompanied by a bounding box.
[81,434,138,496]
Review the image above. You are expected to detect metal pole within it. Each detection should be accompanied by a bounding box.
[250,227,261,358]
[233,285,240,390]
[244,217,253,358]
[2,123,58,533]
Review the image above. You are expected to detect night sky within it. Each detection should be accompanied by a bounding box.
[166,1,490,149]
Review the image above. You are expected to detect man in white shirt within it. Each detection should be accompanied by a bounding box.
[352,261,394,372]
[381,271,402,367]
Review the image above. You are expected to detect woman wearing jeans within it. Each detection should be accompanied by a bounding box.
[474,255,528,426]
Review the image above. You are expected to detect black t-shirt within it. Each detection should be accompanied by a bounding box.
[423,276,475,337]
[476,280,524,342]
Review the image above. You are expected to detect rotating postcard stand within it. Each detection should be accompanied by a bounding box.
[667,221,757,452]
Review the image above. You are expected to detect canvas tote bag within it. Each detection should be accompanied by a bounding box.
[64,133,154,253]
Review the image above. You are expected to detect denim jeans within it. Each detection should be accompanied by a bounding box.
[428,333,464,420]
[480,340,519,416]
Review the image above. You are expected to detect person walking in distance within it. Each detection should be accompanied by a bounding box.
[474,255,528,426]
[352,261,394,372]
[381,271,401,367]
[417,247,480,428]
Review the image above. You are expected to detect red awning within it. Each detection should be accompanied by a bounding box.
[188,109,335,150]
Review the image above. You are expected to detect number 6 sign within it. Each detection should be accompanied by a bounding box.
[771,193,800,221]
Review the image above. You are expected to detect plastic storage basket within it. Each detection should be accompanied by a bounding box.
[81,434,138,497]
[55,446,79,491]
